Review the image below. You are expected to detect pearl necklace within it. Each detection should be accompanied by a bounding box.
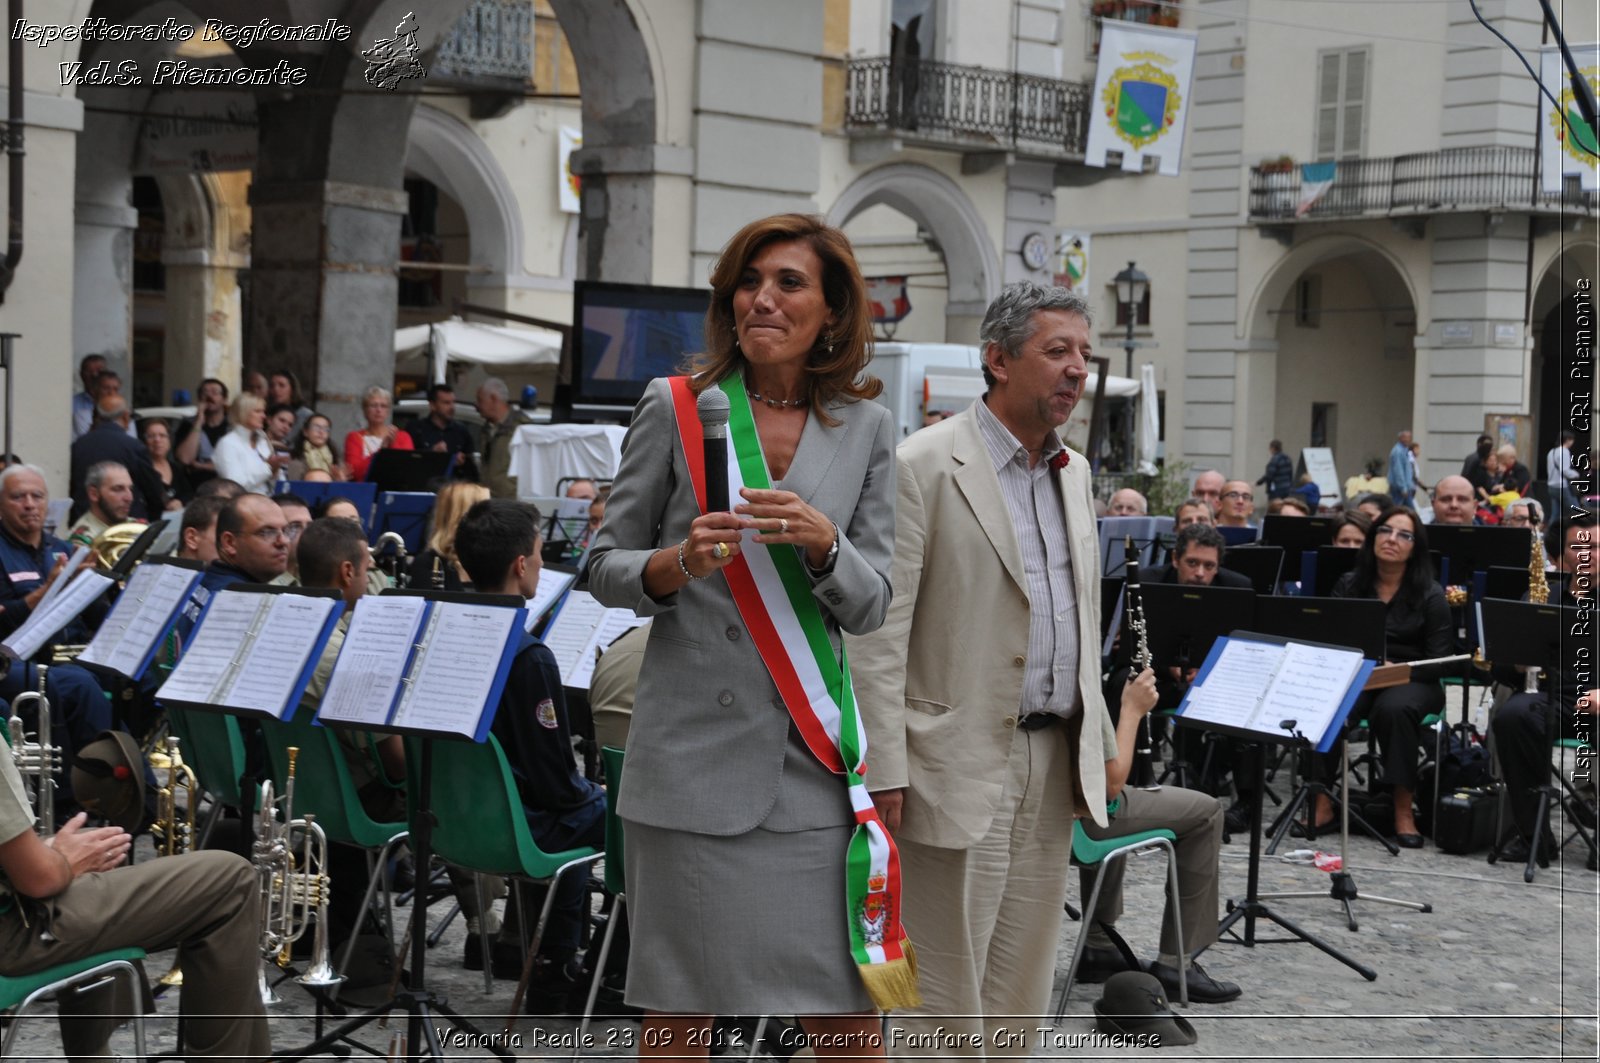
[746,388,808,410]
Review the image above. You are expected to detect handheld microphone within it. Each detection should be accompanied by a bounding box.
[697,385,731,512]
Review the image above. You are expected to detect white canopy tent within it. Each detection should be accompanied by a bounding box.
[394,317,563,385]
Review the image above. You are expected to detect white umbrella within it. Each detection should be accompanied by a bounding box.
[1136,363,1160,475]
[394,316,563,384]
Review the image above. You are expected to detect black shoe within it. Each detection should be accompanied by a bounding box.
[1496,832,1556,865]
[1147,959,1242,1004]
[1289,815,1336,839]
[1074,945,1141,983]
[1395,832,1424,849]
[1223,803,1250,836]
[1570,797,1598,830]
[464,931,486,972]
[523,957,583,1016]
[490,940,527,981]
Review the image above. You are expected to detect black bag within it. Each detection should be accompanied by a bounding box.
[1431,787,1498,854]
[1422,725,1493,794]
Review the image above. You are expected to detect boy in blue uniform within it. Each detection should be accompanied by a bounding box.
[455,498,605,1012]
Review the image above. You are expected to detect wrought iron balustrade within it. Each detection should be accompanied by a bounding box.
[1248,146,1597,220]
[434,0,533,86]
[845,56,1092,159]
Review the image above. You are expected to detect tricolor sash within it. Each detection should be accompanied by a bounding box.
[669,374,919,1011]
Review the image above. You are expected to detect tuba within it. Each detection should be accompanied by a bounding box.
[253,747,340,1003]
[8,665,59,835]
[88,522,150,572]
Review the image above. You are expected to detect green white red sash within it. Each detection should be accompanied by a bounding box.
[669,374,919,1011]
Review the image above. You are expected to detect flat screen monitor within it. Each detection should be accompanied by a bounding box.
[566,280,709,417]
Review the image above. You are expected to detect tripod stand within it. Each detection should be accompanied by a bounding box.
[1263,730,1397,858]
[1255,733,1430,931]
[275,738,514,1062]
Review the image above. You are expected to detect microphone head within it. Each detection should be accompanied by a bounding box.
[697,385,731,428]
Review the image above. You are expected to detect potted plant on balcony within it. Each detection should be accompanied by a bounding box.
[1258,156,1297,215]
[1259,155,1296,175]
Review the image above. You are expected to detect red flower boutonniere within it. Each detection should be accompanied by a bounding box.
[1049,450,1071,472]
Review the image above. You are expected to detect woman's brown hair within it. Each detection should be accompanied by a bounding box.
[685,213,881,425]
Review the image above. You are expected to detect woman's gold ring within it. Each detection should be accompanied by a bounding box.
[713,542,728,559]
[779,518,789,535]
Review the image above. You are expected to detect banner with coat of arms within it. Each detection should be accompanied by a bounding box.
[559,126,583,213]
[1540,44,1599,193]
[1085,21,1197,177]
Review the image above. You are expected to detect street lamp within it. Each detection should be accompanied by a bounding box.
[1113,260,1148,379]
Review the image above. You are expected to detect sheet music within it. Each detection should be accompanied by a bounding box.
[525,568,577,632]
[1256,642,1363,745]
[157,593,268,705]
[542,590,610,680]
[1182,639,1281,730]
[77,563,200,676]
[390,602,520,735]
[0,568,114,661]
[33,546,89,613]
[316,596,429,728]
[220,595,342,716]
[565,610,649,690]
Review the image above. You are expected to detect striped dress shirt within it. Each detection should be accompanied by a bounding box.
[973,397,1080,721]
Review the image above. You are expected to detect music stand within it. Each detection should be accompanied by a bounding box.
[366,449,452,492]
[1477,599,1594,882]
[1259,514,1337,554]
[1098,516,1172,577]
[1482,565,1532,603]
[1216,524,1260,547]
[1221,546,1285,595]
[1178,633,1377,982]
[1249,597,1434,928]
[1311,547,1359,597]
[1426,524,1532,584]
[1142,584,1255,790]
[287,589,525,1062]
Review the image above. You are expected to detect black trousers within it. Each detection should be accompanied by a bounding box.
[1490,692,1587,839]
[1312,681,1446,798]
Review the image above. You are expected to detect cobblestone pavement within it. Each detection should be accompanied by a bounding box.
[7,780,1597,1060]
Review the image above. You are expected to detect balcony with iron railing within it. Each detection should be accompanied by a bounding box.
[1248,146,1597,222]
[432,0,534,116]
[844,56,1092,162]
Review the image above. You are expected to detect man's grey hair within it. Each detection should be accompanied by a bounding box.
[94,395,129,421]
[978,281,1092,387]
[478,377,510,402]
[0,463,48,494]
[85,460,129,491]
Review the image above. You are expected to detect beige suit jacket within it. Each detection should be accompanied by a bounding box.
[849,403,1118,850]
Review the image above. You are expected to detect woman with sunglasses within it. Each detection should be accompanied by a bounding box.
[1314,507,1453,847]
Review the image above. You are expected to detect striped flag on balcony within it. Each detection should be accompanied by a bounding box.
[1296,162,1338,217]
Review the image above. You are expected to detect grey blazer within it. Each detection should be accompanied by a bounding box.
[587,377,897,836]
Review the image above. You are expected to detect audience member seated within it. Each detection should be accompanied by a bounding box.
[289,413,345,482]
[476,378,531,500]
[407,384,478,481]
[242,370,268,400]
[68,461,143,546]
[139,417,191,509]
[1108,488,1148,517]
[1488,513,1598,866]
[1354,493,1392,523]
[1343,461,1388,503]
[212,394,284,494]
[70,354,107,441]
[455,498,607,1012]
[266,368,315,437]
[409,481,489,591]
[1461,433,1495,490]
[1429,476,1479,526]
[1315,507,1453,847]
[70,397,165,524]
[173,377,232,484]
[344,386,414,482]
[0,739,271,1059]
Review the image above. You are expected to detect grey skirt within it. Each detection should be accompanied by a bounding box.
[622,817,874,1014]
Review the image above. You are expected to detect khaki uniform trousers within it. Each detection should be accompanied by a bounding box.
[888,724,1075,1058]
[1077,784,1224,965]
[0,850,270,1062]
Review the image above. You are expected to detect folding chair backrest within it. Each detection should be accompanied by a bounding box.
[402,733,581,880]
[260,709,405,849]
[601,745,625,895]
[166,706,249,809]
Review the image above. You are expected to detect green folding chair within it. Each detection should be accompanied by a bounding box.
[260,709,410,989]
[165,705,256,847]
[1053,797,1186,1020]
[0,946,147,1058]
[402,734,602,1009]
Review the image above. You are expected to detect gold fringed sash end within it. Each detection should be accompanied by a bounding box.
[860,941,921,1011]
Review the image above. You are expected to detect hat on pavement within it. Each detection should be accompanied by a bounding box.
[1094,971,1198,1046]
[70,731,147,834]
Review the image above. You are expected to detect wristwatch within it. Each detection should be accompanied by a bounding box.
[808,523,841,576]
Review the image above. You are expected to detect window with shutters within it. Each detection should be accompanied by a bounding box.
[1313,47,1368,160]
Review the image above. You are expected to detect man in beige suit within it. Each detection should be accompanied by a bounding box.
[852,281,1119,1053]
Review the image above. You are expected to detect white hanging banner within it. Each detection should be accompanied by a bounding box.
[1540,44,1598,193]
[559,125,584,213]
[1085,21,1197,177]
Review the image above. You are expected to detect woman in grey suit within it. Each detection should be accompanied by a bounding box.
[589,214,897,1053]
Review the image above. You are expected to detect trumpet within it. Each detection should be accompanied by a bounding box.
[148,735,201,987]
[370,532,410,589]
[253,747,340,1003]
[8,665,59,835]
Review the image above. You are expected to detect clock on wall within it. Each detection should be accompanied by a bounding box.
[1020,232,1049,271]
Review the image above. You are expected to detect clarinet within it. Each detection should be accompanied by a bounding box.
[1123,535,1155,788]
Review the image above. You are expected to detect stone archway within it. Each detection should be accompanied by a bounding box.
[405,105,525,285]
[1529,240,1598,461]
[828,163,1001,342]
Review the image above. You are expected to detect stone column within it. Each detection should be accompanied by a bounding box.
[72,193,136,379]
